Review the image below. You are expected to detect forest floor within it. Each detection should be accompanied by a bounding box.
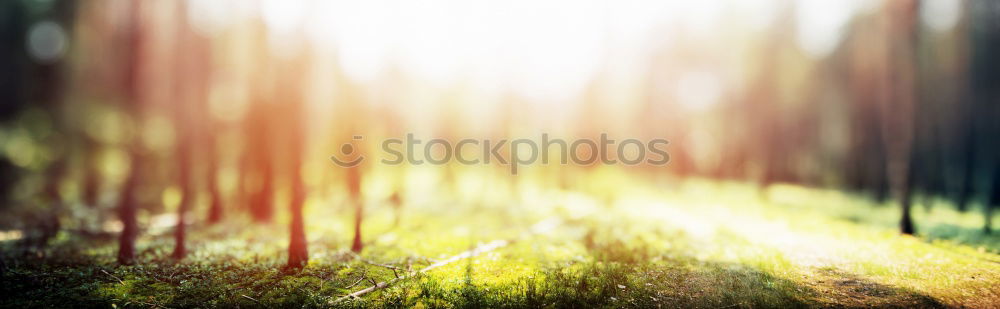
[2,176,999,308]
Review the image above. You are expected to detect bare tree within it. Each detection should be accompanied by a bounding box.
[116,0,146,265]
[349,159,363,253]
[206,133,224,224]
[880,0,920,235]
[285,57,309,269]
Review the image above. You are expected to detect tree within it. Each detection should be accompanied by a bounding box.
[287,157,308,268]
[986,163,998,234]
[170,0,212,258]
[287,124,308,268]
[965,0,1000,232]
[955,117,977,212]
[206,134,224,224]
[171,134,193,259]
[117,0,145,265]
[880,0,919,235]
[349,161,363,253]
[246,103,275,223]
[285,58,309,269]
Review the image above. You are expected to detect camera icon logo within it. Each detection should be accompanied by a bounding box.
[329,135,365,168]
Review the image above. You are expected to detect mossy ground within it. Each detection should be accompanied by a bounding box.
[2,177,999,308]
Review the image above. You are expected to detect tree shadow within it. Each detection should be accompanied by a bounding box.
[804,267,945,308]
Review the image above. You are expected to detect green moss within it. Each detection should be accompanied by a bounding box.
[1,180,998,307]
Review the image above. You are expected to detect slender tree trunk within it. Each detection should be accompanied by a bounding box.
[117,0,144,265]
[956,127,976,212]
[899,154,916,234]
[880,0,919,235]
[83,155,101,208]
[288,181,308,267]
[255,157,274,222]
[278,51,310,268]
[171,191,190,259]
[349,165,363,253]
[206,143,223,224]
[117,148,141,264]
[248,105,274,223]
[287,164,308,268]
[172,140,192,259]
[172,1,194,259]
[287,107,308,268]
[205,104,222,224]
[40,155,66,246]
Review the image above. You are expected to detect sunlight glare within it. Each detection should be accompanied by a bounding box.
[921,0,962,33]
[794,0,857,59]
[675,71,723,111]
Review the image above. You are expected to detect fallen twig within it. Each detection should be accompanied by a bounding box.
[362,259,401,270]
[345,270,367,289]
[101,269,125,285]
[240,295,259,303]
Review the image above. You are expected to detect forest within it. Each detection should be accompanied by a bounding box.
[1,0,999,308]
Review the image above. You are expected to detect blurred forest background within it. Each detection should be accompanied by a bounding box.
[1,0,1000,307]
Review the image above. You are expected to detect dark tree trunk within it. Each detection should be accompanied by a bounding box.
[986,163,999,234]
[39,154,66,246]
[171,141,192,259]
[117,0,144,265]
[900,156,916,235]
[956,127,976,212]
[880,0,918,235]
[171,192,190,259]
[117,152,141,265]
[83,162,101,207]
[172,1,196,259]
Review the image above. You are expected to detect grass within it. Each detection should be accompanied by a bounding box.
[2,173,999,308]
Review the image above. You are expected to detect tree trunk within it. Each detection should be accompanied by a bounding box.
[287,174,308,268]
[117,0,144,265]
[206,126,223,224]
[349,165,363,253]
[117,151,140,265]
[251,149,274,223]
[287,107,308,268]
[248,105,274,223]
[899,157,916,234]
[171,191,190,259]
[207,167,223,224]
[171,140,192,259]
[880,0,919,235]
[956,127,977,212]
[171,1,198,258]
[986,163,999,234]
[83,157,101,208]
